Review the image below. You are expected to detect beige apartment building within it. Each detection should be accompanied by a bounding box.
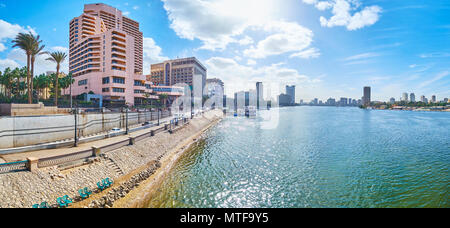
[148,57,207,94]
[69,3,146,106]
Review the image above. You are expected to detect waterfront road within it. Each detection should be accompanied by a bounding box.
[0,115,178,163]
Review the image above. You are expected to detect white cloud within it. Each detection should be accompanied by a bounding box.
[162,0,278,51]
[143,37,168,75]
[419,52,450,58]
[243,21,315,59]
[418,71,449,89]
[343,52,380,61]
[247,59,257,65]
[0,59,20,71]
[6,47,69,75]
[238,36,254,46]
[51,46,69,53]
[290,48,321,59]
[303,0,382,30]
[205,57,320,96]
[0,19,35,53]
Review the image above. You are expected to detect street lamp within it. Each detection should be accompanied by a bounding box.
[74,106,78,147]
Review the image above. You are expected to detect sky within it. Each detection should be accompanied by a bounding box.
[0,0,449,102]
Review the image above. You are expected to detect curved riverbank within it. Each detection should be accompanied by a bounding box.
[112,116,221,208]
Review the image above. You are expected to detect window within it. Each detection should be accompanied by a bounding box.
[113,77,125,84]
[113,88,125,93]
[102,88,110,92]
[134,80,144,86]
[78,79,87,86]
[102,77,110,84]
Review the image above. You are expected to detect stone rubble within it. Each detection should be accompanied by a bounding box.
[0,111,221,208]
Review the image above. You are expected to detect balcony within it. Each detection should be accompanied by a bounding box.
[111,36,126,44]
[112,42,126,49]
[112,60,126,66]
[111,54,126,62]
[112,48,126,55]
[112,66,126,72]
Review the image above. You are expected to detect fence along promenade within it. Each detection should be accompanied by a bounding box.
[0,109,172,151]
[0,113,196,174]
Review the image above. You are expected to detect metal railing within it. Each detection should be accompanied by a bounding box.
[0,115,194,174]
[0,161,28,174]
[37,149,94,169]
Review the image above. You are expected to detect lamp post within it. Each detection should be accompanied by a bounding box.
[74,107,78,147]
[69,74,73,109]
[125,107,129,135]
[191,91,194,119]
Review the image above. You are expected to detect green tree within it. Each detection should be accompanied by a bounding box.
[30,34,45,100]
[158,93,169,108]
[45,51,67,107]
[33,73,51,102]
[12,32,35,104]
[0,68,14,99]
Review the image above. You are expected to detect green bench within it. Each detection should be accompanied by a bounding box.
[57,195,73,208]
[97,178,114,191]
[79,187,93,200]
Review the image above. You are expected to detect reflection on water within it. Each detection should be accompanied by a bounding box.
[146,107,450,208]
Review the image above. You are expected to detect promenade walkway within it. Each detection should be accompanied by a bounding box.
[0,115,176,163]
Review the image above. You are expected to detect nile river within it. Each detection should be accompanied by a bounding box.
[146,107,449,208]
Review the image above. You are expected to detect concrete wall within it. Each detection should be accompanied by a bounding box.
[0,112,155,149]
[0,103,70,117]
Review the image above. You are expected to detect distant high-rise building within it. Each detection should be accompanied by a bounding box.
[420,95,426,103]
[256,82,264,109]
[402,93,409,102]
[390,97,395,104]
[444,98,448,103]
[149,57,207,95]
[431,95,437,103]
[206,78,224,97]
[286,85,296,105]
[313,98,319,105]
[410,93,416,103]
[340,98,348,106]
[326,98,336,106]
[363,87,371,106]
[278,94,292,106]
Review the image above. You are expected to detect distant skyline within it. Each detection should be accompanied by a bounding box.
[0,0,449,102]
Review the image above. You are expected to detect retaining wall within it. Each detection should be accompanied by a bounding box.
[0,111,169,149]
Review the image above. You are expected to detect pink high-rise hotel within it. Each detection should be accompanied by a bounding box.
[69,3,148,106]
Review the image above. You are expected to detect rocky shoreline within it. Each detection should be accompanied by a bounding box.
[87,161,161,208]
[0,110,223,208]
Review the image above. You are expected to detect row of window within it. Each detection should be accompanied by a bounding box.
[78,79,88,86]
[101,88,125,93]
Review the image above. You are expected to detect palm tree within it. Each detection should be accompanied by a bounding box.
[0,68,14,99]
[45,51,67,107]
[159,93,169,109]
[12,32,35,104]
[30,34,45,101]
[33,73,50,102]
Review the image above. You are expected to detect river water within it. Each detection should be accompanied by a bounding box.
[146,107,449,208]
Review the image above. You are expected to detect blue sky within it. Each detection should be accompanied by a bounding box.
[0,0,449,102]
